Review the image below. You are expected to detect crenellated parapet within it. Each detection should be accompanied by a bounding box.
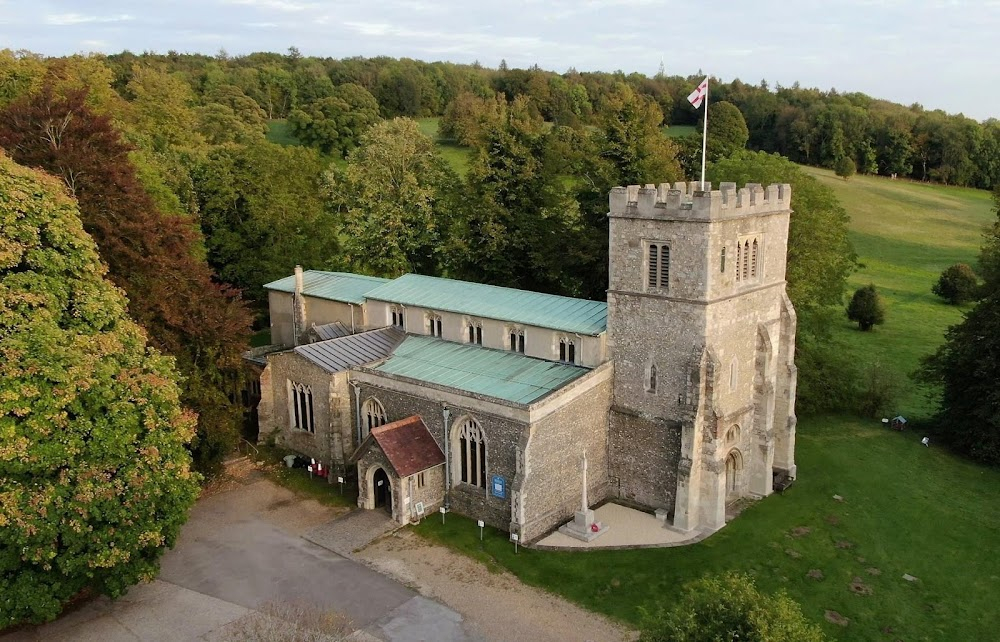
[609,181,792,221]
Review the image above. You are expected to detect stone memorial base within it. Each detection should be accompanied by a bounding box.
[558,508,609,542]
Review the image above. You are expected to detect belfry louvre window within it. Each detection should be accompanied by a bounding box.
[751,239,759,278]
[647,242,670,290]
[457,417,487,488]
[742,241,750,280]
[290,382,314,433]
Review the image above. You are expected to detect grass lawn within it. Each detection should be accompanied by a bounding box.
[803,168,994,416]
[412,170,1000,640]
[662,124,698,138]
[250,444,358,509]
[418,116,473,175]
[266,119,302,146]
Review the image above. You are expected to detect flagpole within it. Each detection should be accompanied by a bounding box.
[700,80,708,191]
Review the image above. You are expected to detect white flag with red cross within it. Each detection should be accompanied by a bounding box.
[687,77,708,109]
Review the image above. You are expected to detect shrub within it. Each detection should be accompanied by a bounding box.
[834,155,856,180]
[932,263,979,304]
[847,284,886,331]
[640,572,825,642]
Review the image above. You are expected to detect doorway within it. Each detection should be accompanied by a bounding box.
[373,468,392,513]
[725,450,743,500]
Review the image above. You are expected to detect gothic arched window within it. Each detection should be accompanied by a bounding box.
[455,417,487,488]
[362,398,387,438]
[289,382,314,433]
[390,306,404,329]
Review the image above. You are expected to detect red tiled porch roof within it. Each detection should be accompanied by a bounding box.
[370,415,445,478]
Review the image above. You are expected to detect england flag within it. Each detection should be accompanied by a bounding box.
[687,77,708,109]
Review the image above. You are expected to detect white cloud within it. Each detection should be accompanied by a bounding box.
[45,13,133,26]
[223,0,319,11]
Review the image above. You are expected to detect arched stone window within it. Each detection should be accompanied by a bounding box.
[742,240,750,280]
[508,328,525,353]
[454,416,487,489]
[751,239,759,278]
[467,322,483,345]
[647,364,658,393]
[729,357,738,391]
[725,449,744,497]
[390,305,404,329]
[361,397,387,438]
[726,424,740,444]
[289,381,314,433]
[427,313,442,337]
[559,338,576,364]
[721,246,727,273]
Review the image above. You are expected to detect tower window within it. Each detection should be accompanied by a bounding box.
[721,246,726,273]
[647,364,658,393]
[646,242,670,291]
[742,240,750,280]
[736,244,742,281]
[751,239,759,278]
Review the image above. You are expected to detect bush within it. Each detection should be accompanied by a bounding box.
[834,155,856,180]
[847,284,886,331]
[932,263,979,304]
[640,572,825,642]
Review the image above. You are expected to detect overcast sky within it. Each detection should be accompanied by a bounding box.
[2,0,996,121]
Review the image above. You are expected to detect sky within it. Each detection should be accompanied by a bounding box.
[1,0,997,121]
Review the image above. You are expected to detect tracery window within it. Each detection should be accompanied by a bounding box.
[289,381,314,433]
[456,417,487,488]
[362,397,387,438]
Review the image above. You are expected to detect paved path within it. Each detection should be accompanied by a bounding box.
[4,479,478,641]
[304,507,400,558]
[534,503,709,549]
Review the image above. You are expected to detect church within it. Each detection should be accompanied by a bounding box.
[249,181,798,543]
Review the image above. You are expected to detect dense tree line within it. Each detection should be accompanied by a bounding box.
[17,48,989,187]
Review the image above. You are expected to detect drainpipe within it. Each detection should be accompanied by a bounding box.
[349,381,363,446]
[292,265,306,346]
[442,403,451,510]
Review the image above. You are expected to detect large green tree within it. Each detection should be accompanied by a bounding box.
[287,83,380,156]
[0,152,200,626]
[324,117,457,277]
[456,96,591,296]
[0,86,253,474]
[922,187,1000,464]
[193,140,340,305]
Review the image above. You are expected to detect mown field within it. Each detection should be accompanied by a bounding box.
[413,172,1000,641]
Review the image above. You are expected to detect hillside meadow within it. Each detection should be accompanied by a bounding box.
[414,172,1000,641]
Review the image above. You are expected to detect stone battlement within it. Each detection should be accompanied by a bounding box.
[609,182,792,220]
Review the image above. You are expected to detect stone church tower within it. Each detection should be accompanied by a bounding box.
[607,182,797,533]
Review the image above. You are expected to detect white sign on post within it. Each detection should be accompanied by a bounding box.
[477,520,485,528]
[337,476,344,484]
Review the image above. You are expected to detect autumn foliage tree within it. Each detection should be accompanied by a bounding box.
[0,86,253,474]
[0,152,200,626]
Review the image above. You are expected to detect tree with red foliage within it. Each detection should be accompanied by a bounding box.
[0,85,253,473]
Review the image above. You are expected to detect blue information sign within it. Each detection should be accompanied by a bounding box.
[491,475,506,499]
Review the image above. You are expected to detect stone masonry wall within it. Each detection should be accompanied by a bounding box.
[352,379,525,532]
[519,376,613,542]
[609,409,682,512]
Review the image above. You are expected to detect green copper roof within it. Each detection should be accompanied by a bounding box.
[363,274,607,336]
[264,271,390,305]
[373,335,589,405]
